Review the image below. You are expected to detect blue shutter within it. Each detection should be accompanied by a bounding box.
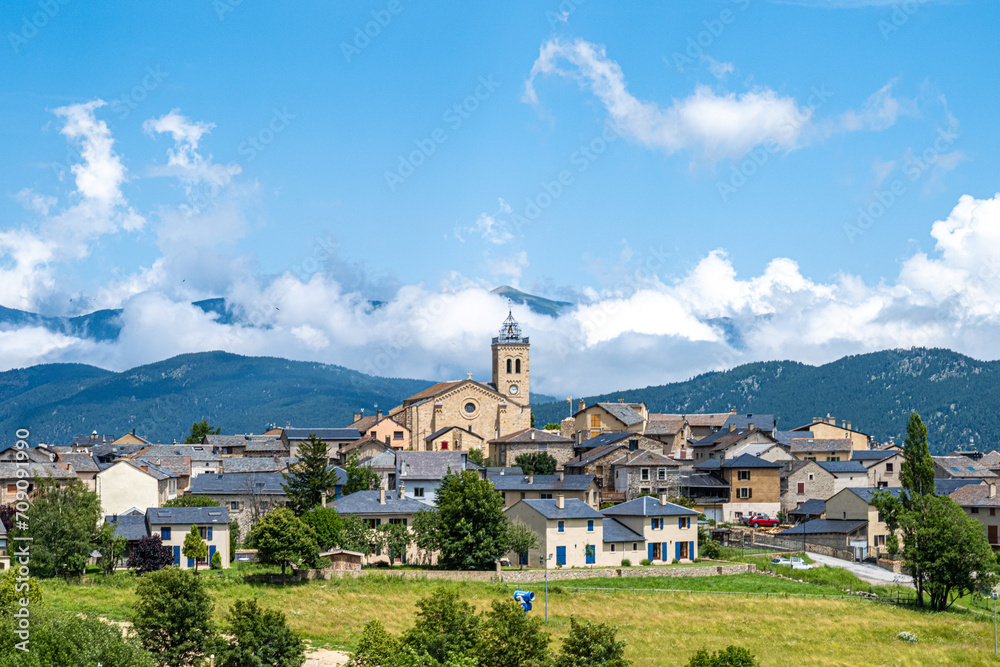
[587,520,594,532]
[650,518,655,529]
[173,546,180,565]
[161,527,171,541]
[689,541,695,559]
[647,543,654,561]
[675,542,682,560]
[207,527,213,541]
[209,545,217,564]
[187,556,194,568]
[678,517,684,529]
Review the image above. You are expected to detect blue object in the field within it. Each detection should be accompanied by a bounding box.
[514,590,535,612]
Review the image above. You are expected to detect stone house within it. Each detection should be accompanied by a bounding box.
[950,483,1000,547]
[422,425,486,453]
[853,450,904,489]
[601,494,699,562]
[609,449,682,501]
[0,462,77,505]
[570,401,648,445]
[281,428,362,462]
[490,471,600,509]
[823,486,902,558]
[203,434,283,457]
[563,443,628,496]
[57,452,101,491]
[693,428,780,462]
[781,461,868,514]
[348,412,411,451]
[134,445,221,477]
[137,456,193,494]
[683,413,730,441]
[338,438,393,466]
[188,471,289,535]
[933,456,999,482]
[718,454,782,522]
[489,428,575,469]
[640,414,690,456]
[396,451,474,506]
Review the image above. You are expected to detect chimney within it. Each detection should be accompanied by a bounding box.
[847,421,852,431]
[556,494,564,509]
[730,407,737,414]
[729,424,735,433]
[379,488,386,504]
[528,473,534,484]
[618,398,624,403]
[749,423,754,431]
[377,409,383,419]
[579,400,585,412]
[320,491,327,506]
[659,492,667,506]
[990,484,996,499]
[559,471,564,482]
[399,483,405,499]
[531,431,535,440]
[353,412,361,422]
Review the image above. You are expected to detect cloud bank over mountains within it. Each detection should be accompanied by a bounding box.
[1,51,997,396]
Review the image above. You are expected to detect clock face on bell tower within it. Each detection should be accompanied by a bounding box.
[491,309,529,405]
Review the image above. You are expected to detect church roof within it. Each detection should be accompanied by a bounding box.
[403,381,463,404]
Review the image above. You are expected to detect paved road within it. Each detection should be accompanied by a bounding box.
[807,552,913,587]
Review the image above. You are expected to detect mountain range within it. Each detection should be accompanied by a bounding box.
[0,346,995,455]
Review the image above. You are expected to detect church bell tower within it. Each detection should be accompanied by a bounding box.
[491,309,529,405]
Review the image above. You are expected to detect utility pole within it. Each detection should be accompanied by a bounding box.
[540,552,551,621]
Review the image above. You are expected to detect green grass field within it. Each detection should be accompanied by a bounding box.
[42,564,1000,666]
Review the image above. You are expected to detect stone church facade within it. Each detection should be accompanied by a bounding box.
[389,312,532,450]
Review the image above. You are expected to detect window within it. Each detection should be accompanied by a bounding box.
[632,543,637,551]
[641,468,650,481]
[464,402,476,413]
[596,465,604,477]
[260,501,270,511]
[885,462,893,473]
[826,456,840,462]
[414,487,425,498]
[657,468,666,481]
[874,535,886,547]
[160,527,171,541]
[440,441,448,450]
[515,359,521,374]
[640,487,650,495]
[737,470,750,481]
[506,359,512,373]
[587,520,594,532]
[807,473,814,481]
[796,482,805,494]
[590,430,600,439]
[5,484,14,494]
[520,492,525,500]
[540,493,553,500]
[806,457,817,462]
[611,543,616,552]
[679,517,690,529]
[628,439,638,450]
[992,508,996,517]
[230,501,240,511]
[394,431,404,440]
[877,512,884,523]
[736,487,752,499]
[972,507,980,514]
[651,518,662,530]
[538,443,547,452]
[590,414,601,428]
[558,521,565,533]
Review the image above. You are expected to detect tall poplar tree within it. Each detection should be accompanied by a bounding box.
[900,410,935,499]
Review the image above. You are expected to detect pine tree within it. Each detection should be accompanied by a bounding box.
[282,434,338,513]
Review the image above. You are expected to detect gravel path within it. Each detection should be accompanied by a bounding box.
[807,552,913,587]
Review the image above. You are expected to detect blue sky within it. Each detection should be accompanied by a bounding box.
[1,0,998,395]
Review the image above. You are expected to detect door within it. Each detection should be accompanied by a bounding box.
[989,525,998,545]
[173,546,180,565]
[556,546,566,566]
[586,545,595,565]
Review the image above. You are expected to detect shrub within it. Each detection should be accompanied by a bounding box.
[555,617,629,667]
[671,558,680,565]
[132,567,215,667]
[640,558,651,566]
[699,538,721,560]
[214,598,306,667]
[686,645,759,667]
[0,607,155,666]
[211,551,223,570]
[620,558,631,567]
[897,631,918,643]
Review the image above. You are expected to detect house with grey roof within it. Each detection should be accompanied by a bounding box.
[0,462,77,505]
[602,494,699,563]
[220,455,298,474]
[816,486,903,558]
[395,451,473,505]
[933,456,999,482]
[57,452,101,491]
[505,496,612,568]
[609,449,681,502]
[105,506,231,570]
[489,428,575,469]
[96,458,178,516]
[189,471,289,533]
[330,488,435,566]
[569,400,648,445]
[782,460,868,514]
[950,482,1000,547]
[789,438,853,462]
[281,428,362,462]
[490,471,599,509]
[204,433,283,456]
[135,445,221,476]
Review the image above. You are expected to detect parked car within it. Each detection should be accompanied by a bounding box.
[770,556,812,570]
[747,514,779,528]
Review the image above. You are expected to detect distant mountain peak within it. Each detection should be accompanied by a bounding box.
[491,286,573,317]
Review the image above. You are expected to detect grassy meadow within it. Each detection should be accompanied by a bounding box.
[42,563,1000,667]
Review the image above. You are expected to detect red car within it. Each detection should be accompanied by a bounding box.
[747,515,779,528]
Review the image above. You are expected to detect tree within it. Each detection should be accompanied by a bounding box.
[132,567,215,667]
[555,617,630,667]
[16,477,101,578]
[403,588,480,663]
[435,469,510,570]
[230,519,240,562]
[0,607,156,667]
[479,599,550,667]
[543,423,560,431]
[900,411,935,499]
[515,452,557,476]
[239,471,273,526]
[343,451,380,496]
[182,525,209,573]
[185,418,221,444]
[246,507,318,578]
[163,495,221,507]
[301,506,346,551]
[212,551,223,569]
[411,509,443,556]
[96,521,127,576]
[214,598,306,667]
[379,522,413,565]
[127,535,174,575]
[283,434,339,513]
[349,620,399,667]
[505,522,540,569]
[466,448,486,466]
[0,568,42,614]
[686,646,759,667]
[890,493,997,611]
[340,513,373,554]
[530,412,535,428]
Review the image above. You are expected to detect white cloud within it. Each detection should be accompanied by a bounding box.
[143,110,241,189]
[524,38,812,161]
[703,56,734,80]
[839,80,917,132]
[54,100,125,205]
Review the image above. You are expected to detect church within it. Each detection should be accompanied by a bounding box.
[388,311,532,451]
